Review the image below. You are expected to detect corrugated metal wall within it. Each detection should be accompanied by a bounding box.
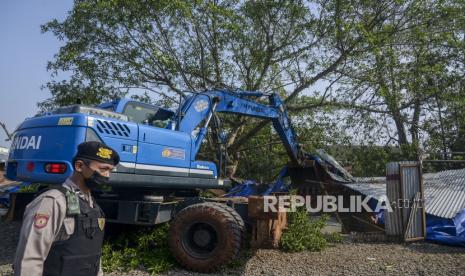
[385,162,403,237]
[385,161,425,241]
[423,169,465,218]
[348,169,465,219]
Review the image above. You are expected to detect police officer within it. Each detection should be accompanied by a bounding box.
[14,141,119,276]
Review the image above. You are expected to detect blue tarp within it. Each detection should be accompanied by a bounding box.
[0,182,30,207]
[225,167,289,197]
[366,197,386,226]
[426,211,465,247]
[224,180,261,197]
[364,197,465,247]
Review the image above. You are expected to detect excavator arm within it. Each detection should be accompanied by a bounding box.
[175,90,303,166]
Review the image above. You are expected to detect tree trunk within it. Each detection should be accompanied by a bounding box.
[410,98,421,145]
[392,110,408,146]
[435,95,448,159]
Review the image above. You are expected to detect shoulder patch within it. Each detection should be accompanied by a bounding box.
[34,213,50,229]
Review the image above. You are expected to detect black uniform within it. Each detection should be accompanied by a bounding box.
[13,141,119,276]
[43,187,105,276]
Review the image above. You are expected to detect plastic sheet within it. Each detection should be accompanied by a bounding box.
[426,211,465,247]
[225,167,289,197]
[363,195,465,247]
[0,185,21,207]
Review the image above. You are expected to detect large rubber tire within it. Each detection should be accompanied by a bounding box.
[205,202,246,245]
[168,202,244,272]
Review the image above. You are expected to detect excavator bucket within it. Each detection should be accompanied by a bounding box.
[287,149,355,195]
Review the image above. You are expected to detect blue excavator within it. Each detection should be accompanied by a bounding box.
[5,89,353,271]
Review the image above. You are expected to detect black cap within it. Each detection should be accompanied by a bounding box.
[74,141,120,165]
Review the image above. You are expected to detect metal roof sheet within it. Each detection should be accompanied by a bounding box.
[423,169,465,218]
[343,181,387,201]
[343,168,465,219]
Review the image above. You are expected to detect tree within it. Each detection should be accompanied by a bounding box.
[327,0,465,158]
[42,0,394,178]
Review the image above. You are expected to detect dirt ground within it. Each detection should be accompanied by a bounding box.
[1,218,465,276]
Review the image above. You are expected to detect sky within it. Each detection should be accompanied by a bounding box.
[0,0,73,148]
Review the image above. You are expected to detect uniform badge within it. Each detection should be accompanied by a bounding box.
[98,218,105,231]
[96,147,112,159]
[34,213,50,229]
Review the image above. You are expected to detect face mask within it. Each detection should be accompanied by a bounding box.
[84,170,110,190]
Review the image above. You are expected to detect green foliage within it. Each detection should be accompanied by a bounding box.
[40,0,321,109]
[233,125,292,182]
[328,0,465,159]
[101,244,136,272]
[40,0,398,172]
[232,111,352,182]
[199,189,216,198]
[101,223,175,275]
[330,144,421,177]
[18,183,41,193]
[39,0,465,178]
[136,223,170,250]
[280,210,329,252]
[323,232,344,244]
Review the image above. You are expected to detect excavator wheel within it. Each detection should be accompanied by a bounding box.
[168,202,244,272]
[204,202,246,245]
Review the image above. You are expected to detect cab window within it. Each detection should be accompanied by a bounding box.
[123,102,172,128]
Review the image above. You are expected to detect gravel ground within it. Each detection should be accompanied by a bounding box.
[1,217,465,276]
[0,219,20,276]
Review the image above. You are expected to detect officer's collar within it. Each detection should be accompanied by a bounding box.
[63,178,82,193]
[63,178,90,201]
[63,178,95,207]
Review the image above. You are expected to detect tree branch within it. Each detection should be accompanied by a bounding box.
[0,122,13,141]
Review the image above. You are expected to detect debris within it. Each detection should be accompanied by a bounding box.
[341,167,465,246]
[248,195,287,249]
